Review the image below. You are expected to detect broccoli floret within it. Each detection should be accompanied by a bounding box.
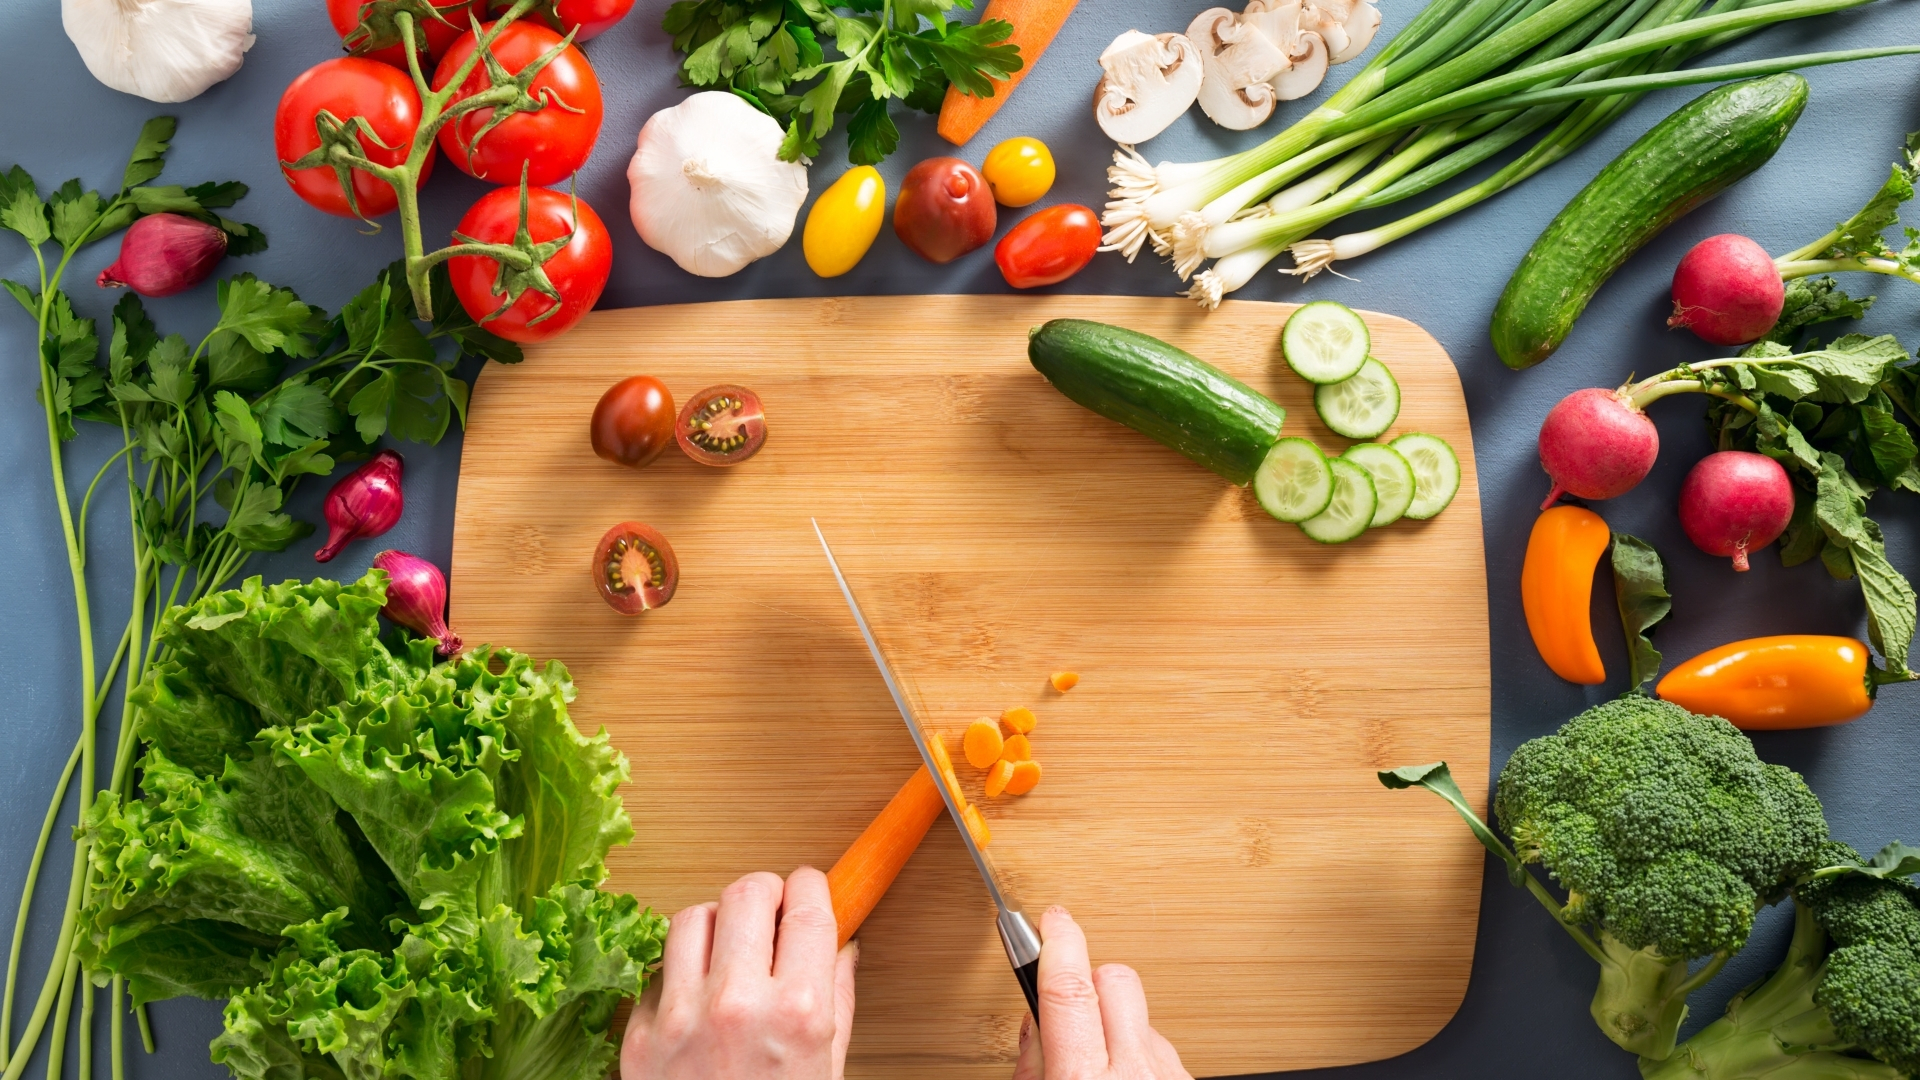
[1383,697,1828,1061]
[1643,842,1920,1080]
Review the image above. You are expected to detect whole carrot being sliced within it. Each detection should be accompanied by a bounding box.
[935,0,1078,146]
[963,719,1005,769]
[1004,759,1042,796]
[827,765,947,947]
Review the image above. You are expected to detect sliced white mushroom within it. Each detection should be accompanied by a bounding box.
[1270,29,1328,100]
[1093,29,1205,145]
[1332,0,1381,63]
[1188,7,1286,130]
[1298,0,1352,65]
[1239,0,1303,53]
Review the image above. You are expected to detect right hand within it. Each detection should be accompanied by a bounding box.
[1011,907,1193,1080]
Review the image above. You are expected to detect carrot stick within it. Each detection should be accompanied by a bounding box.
[827,765,947,947]
[935,0,1080,146]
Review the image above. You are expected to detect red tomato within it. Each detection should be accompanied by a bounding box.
[506,0,635,40]
[327,0,477,70]
[994,204,1101,289]
[274,58,434,219]
[593,521,678,614]
[433,21,603,186]
[591,376,675,468]
[675,385,766,466]
[894,157,996,264]
[447,185,612,343]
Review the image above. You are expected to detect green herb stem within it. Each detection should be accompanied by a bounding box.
[0,738,79,1067]
[1777,255,1920,285]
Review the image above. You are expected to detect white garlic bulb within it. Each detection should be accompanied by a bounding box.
[64,0,256,104]
[627,92,809,278]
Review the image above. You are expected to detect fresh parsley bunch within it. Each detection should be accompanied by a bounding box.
[663,0,1022,164]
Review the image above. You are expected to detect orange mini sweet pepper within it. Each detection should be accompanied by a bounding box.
[1656,635,1874,729]
[1521,505,1611,684]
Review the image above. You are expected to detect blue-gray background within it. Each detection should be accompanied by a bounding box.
[1,0,1915,1075]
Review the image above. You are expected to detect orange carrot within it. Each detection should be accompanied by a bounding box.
[1005,759,1042,796]
[1001,733,1032,762]
[961,803,993,847]
[827,765,947,947]
[963,719,1005,769]
[1001,706,1036,734]
[985,759,1015,797]
[935,0,1080,146]
[1050,671,1079,692]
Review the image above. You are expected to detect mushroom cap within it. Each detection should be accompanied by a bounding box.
[1329,0,1380,63]
[1270,29,1328,100]
[1094,29,1204,145]
[1239,0,1303,57]
[1188,7,1284,130]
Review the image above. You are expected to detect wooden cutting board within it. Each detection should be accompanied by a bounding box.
[449,295,1490,1078]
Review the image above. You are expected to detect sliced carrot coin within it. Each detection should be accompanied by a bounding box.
[984,758,1015,797]
[1004,759,1041,796]
[962,803,992,847]
[963,719,1005,770]
[1001,706,1036,734]
[1000,733,1032,762]
[927,732,953,774]
[1050,671,1079,692]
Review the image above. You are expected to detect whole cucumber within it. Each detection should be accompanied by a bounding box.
[1028,319,1285,485]
[1491,74,1808,370]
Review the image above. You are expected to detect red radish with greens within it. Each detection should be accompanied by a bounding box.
[1537,388,1660,509]
[1678,451,1795,571]
[374,550,462,655]
[1668,234,1786,345]
[315,450,405,562]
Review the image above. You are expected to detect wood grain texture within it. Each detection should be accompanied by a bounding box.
[448,294,1490,1077]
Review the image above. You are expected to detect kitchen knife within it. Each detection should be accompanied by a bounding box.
[812,519,1044,1026]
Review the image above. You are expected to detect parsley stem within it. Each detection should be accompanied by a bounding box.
[0,738,78,1063]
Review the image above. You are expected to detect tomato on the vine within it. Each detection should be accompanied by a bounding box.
[591,376,675,468]
[499,0,635,40]
[327,0,477,70]
[433,21,602,187]
[675,385,766,466]
[994,204,1101,289]
[447,185,612,343]
[593,522,678,614]
[274,58,435,219]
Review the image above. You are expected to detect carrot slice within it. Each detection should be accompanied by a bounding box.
[926,734,966,806]
[1004,759,1041,796]
[935,0,1081,145]
[984,758,1015,797]
[963,719,1005,770]
[827,765,946,947]
[1050,671,1078,692]
[1001,733,1032,762]
[962,803,992,847]
[1001,706,1036,734]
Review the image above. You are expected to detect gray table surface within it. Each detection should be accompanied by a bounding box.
[2,0,1916,1075]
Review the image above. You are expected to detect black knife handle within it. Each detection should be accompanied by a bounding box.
[1013,956,1042,1031]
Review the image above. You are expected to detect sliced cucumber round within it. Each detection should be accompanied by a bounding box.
[1314,357,1401,439]
[1391,432,1461,520]
[1253,438,1333,523]
[1299,457,1378,544]
[1342,443,1415,528]
[1282,301,1370,384]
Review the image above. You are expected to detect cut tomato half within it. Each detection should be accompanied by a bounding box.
[675,384,766,466]
[593,521,678,614]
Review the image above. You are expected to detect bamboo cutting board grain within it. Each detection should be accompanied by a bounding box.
[449,295,1490,1078]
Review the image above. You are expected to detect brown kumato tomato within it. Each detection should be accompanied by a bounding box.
[591,376,675,468]
[593,521,678,614]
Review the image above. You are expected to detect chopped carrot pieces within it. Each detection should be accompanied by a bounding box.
[1001,706,1036,734]
[927,732,953,775]
[1004,759,1041,796]
[1001,733,1032,762]
[984,758,1015,797]
[963,719,1005,770]
[962,803,992,847]
[1050,671,1079,692]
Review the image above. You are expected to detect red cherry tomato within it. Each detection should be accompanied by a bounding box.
[591,376,675,468]
[433,21,603,187]
[994,204,1101,289]
[327,0,477,70]
[274,58,434,219]
[893,157,996,264]
[675,385,766,466]
[593,521,678,614]
[447,185,612,343]
[511,0,635,39]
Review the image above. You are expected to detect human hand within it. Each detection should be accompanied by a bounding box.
[622,867,858,1080]
[1012,907,1192,1080]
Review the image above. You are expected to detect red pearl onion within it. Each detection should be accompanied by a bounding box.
[373,550,462,657]
[316,451,405,562]
[97,214,228,298]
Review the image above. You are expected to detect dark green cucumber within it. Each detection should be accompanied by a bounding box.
[1028,319,1284,485]
[1491,74,1808,370]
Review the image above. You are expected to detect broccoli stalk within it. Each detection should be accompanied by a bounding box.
[1382,762,1731,1059]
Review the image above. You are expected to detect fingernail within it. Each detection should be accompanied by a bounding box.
[1045,905,1071,920]
[850,940,861,968]
[1018,1013,1031,1049]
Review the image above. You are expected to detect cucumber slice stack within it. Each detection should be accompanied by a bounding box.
[1314,357,1400,439]
[1342,443,1416,527]
[1391,433,1461,519]
[1299,458,1377,543]
[1254,438,1333,522]
[1282,301,1370,384]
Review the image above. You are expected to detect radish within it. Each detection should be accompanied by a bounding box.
[1677,451,1795,571]
[1537,388,1661,510]
[1667,234,1785,346]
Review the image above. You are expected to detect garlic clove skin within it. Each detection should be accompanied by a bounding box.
[628,92,810,278]
[64,0,255,103]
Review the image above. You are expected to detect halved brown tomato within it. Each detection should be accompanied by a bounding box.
[593,522,678,614]
[675,384,766,466]
[591,376,675,468]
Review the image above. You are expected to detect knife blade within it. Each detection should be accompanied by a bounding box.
[811,519,1044,1025]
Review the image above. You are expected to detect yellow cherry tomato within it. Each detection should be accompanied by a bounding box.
[803,166,886,278]
[982,137,1055,208]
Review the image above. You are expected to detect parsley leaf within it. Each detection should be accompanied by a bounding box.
[215,275,327,359]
